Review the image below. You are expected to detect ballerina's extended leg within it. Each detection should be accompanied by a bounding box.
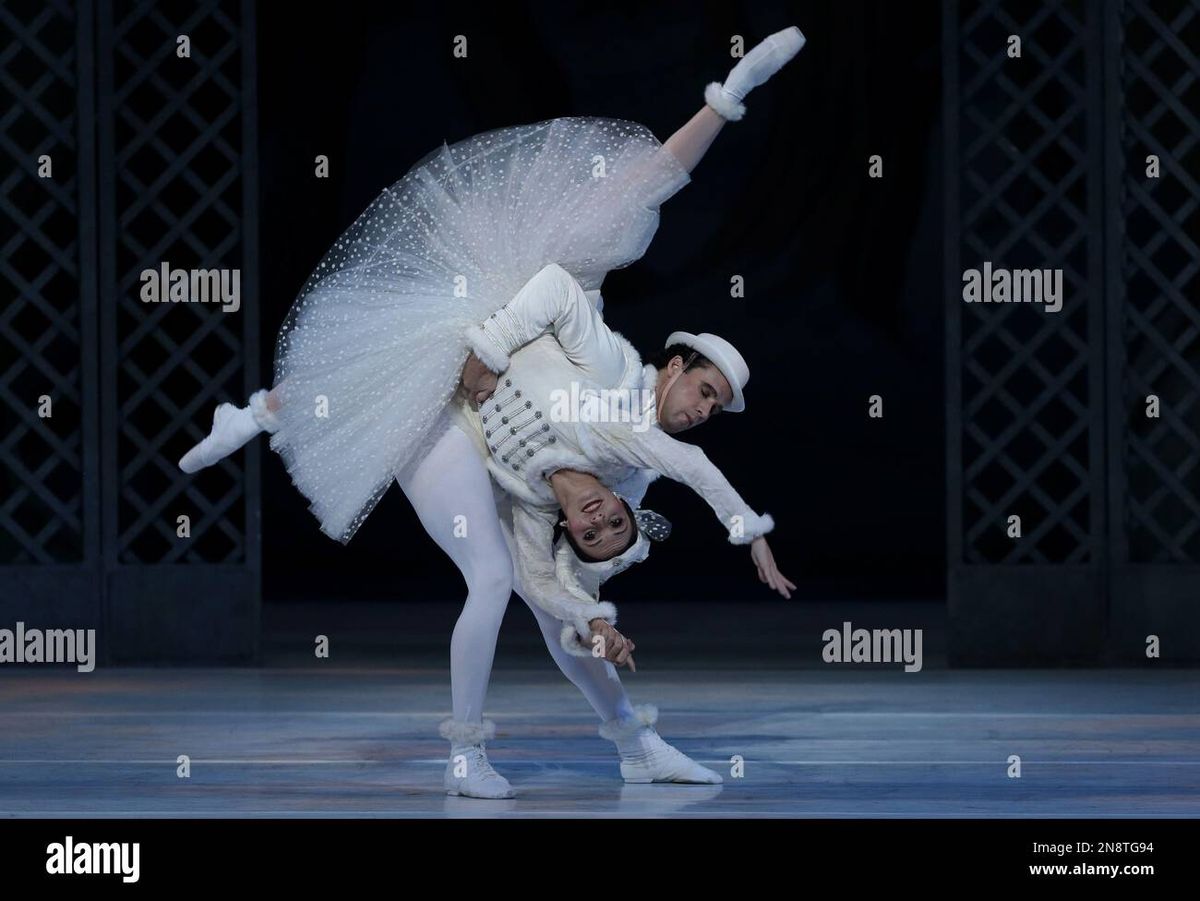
[177,387,281,473]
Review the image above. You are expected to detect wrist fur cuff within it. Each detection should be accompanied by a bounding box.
[728,511,775,545]
[465,324,510,373]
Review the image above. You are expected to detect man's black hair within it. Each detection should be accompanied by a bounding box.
[644,343,713,372]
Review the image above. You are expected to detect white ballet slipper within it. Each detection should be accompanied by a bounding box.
[706,25,807,121]
[599,704,723,785]
[178,389,280,474]
[178,403,257,473]
[439,718,515,799]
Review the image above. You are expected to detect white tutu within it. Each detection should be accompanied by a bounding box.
[266,116,692,543]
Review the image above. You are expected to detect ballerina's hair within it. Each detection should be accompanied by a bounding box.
[553,497,639,562]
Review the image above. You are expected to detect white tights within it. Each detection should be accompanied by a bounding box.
[395,420,635,728]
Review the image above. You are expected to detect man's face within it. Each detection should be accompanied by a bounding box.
[657,358,733,434]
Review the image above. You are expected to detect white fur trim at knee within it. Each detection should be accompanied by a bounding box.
[248,388,281,433]
[598,703,659,741]
[704,82,746,121]
[438,717,497,744]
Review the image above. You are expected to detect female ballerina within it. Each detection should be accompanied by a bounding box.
[178,25,806,797]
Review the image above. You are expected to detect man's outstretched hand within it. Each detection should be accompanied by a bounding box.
[750,536,796,598]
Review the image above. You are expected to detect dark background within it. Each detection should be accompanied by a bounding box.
[255,1,945,603]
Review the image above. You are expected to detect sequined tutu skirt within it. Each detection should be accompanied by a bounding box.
[265,116,691,543]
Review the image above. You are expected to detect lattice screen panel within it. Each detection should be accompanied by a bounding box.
[1113,0,1200,565]
[0,0,96,567]
[97,0,257,567]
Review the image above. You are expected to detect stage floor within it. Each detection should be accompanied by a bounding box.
[0,601,1196,817]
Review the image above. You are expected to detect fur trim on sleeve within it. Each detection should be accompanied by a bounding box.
[465,324,510,373]
[728,511,775,545]
[558,599,617,657]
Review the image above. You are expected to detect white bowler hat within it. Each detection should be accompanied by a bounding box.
[665,331,750,413]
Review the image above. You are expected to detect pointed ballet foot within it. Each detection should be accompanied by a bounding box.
[178,401,264,473]
[179,403,255,472]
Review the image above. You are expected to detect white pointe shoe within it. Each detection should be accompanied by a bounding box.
[599,704,723,785]
[706,25,807,121]
[440,718,515,799]
[178,389,277,474]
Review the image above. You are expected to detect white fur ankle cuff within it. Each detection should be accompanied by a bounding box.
[598,703,659,741]
[248,389,281,433]
[438,717,497,745]
[705,82,746,121]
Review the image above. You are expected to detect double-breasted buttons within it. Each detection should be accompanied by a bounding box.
[480,373,558,475]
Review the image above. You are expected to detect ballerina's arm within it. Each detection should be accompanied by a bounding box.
[509,501,618,657]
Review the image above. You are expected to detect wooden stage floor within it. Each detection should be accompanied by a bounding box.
[0,601,1196,818]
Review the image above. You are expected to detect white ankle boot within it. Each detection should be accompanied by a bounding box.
[179,388,280,473]
[439,718,515,799]
[705,25,807,121]
[599,704,723,784]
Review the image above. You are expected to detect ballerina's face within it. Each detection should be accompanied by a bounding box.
[657,359,733,434]
[563,486,634,561]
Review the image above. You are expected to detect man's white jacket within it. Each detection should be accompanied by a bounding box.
[455,262,774,655]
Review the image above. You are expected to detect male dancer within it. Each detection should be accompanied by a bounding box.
[400,258,793,799]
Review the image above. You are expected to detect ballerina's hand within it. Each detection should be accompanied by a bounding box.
[750,536,796,599]
[460,352,498,408]
[589,618,637,672]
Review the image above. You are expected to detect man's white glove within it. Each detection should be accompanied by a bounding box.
[705,25,806,121]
